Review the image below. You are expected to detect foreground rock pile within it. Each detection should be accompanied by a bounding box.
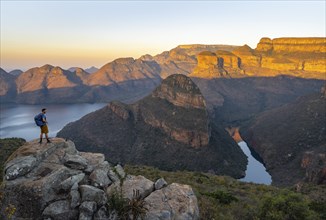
[1,138,199,220]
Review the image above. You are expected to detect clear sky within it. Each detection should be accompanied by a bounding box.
[1,1,325,71]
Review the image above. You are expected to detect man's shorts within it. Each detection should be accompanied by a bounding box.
[41,125,49,134]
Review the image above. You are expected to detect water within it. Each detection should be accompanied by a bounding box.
[238,141,272,185]
[0,104,272,184]
[0,103,106,141]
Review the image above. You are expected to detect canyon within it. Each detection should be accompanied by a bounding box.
[57,74,247,178]
[240,87,326,186]
[1,37,325,188]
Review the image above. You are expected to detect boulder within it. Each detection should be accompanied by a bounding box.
[106,175,154,200]
[79,184,108,206]
[70,186,81,209]
[89,167,112,188]
[80,152,105,174]
[64,154,88,170]
[114,164,126,179]
[145,183,199,220]
[154,178,168,190]
[58,173,85,191]
[79,201,97,215]
[108,169,120,183]
[42,200,78,220]
[94,206,110,220]
[5,155,37,180]
[64,140,79,155]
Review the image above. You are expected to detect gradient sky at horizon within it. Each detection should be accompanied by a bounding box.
[1,1,325,71]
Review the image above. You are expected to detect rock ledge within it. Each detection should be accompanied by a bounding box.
[1,138,199,220]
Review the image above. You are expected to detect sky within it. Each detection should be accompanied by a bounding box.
[1,1,325,71]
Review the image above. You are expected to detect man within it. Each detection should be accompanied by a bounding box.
[39,108,51,144]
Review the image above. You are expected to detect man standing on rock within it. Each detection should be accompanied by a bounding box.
[36,108,51,144]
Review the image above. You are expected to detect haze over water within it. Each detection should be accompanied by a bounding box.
[0,104,272,185]
[0,103,106,141]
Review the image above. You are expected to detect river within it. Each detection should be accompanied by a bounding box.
[0,103,272,184]
[238,141,272,184]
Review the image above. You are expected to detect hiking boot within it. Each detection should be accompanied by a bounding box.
[47,139,51,143]
[39,139,42,144]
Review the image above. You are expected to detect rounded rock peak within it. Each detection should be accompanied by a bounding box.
[75,68,86,73]
[161,74,201,94]
[259,37,272,43]
[40,64,55,70]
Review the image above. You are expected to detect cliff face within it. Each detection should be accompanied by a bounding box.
[256,38,326,74]
[191,37,325,79]
[151,74,206,109]
[240,89,326,186]
[152,44,238,78]
[256,37,326,53]
[190,51,244,78]
[140,75,210,148]
[0,138,199,220]
[57,74,247,178]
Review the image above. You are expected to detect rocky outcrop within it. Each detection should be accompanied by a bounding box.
[190,51,222,78]
[144,183,199,219]
[108,101,131,120]
[190,51,245,78]
[301,151,326,184]
[151,74,206,109]
[152,44,237,78]
[256,37,326,53]
[58,74,247,178]
[0,138,199,220]
[232,37,326,78]
[144,75,210,147]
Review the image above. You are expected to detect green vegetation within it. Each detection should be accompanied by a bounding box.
[258,191,318,220]
[107,189,148,220]
[0,138,25,219]
[0,138,26,183]
[125,165,326,220]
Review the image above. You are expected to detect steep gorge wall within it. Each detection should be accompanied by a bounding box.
[191,37,325,79]
[256,37,326,53]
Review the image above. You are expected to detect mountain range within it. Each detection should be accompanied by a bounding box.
[0,37,325,104]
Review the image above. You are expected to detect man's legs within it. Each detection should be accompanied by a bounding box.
[45,133,51,143]
[39,133,43,143]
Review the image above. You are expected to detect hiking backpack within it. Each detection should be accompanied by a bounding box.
[34,113,43,126]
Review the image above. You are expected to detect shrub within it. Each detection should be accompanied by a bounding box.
[203,190,238,205]
[107,189,148,220]
[258,190,319,220]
